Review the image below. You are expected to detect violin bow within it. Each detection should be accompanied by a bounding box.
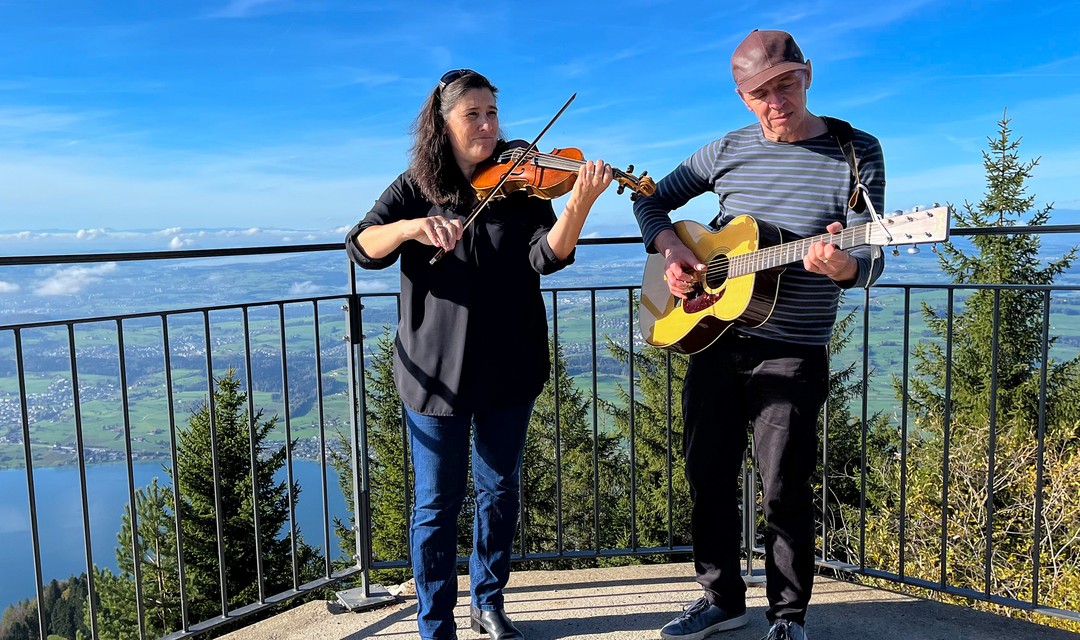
[429,92,577,265]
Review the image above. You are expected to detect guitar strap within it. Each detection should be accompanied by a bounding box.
[822,116,868,213]
[822,115,887,287]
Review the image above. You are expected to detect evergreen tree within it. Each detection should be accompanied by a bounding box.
[863,112,1080,622]
[333,329,627,580]
[602,337,689,554]
[331,326,411,586]
[88,369,322,635]
[0,574,89,640]
[817,305,895,564]
[172,369,322,622]
[91,478,182,638]
[601,305,890,567]
[520,338,625,564]
[907,113,1080,427]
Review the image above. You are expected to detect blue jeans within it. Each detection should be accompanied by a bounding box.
[405,403,532,640]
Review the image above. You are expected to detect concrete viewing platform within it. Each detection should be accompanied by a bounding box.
[219,562,1079,639]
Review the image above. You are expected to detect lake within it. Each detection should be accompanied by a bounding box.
[0,458,350,611]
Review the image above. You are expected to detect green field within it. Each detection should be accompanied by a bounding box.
[4,281,1080,470]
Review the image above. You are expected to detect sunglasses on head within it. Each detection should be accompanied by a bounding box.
[438,68,477,90]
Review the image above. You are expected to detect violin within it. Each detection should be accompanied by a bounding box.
[430,94,649,266]
[471,140,656,201]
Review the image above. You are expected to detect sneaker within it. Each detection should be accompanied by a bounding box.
[660,596,748,640]
[761,619,807,640]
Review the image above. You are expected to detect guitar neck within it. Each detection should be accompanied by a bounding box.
[729,222,871,277]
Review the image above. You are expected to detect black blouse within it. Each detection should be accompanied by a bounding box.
[345,171,575,416]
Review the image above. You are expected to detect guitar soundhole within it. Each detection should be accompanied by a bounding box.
[705,254,729,289]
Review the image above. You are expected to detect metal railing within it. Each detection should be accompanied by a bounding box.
[2,225,1079,638]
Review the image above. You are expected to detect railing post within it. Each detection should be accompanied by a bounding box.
[335,275,396,612]
[742,444,765,585]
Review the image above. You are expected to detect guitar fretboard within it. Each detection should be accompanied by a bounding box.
[727,223,871,278]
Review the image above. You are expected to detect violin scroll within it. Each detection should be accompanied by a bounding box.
[615,163,656,201]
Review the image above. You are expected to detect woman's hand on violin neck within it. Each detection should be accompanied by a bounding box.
[547,159,612,261]
[567,159,613,214]
[414,216,462,252]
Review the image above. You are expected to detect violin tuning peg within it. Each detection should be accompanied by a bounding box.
[642,171,648,177]
[617,184,626,195]
[627,164,635,174]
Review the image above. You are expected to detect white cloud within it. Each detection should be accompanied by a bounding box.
[288,281,322,296]
[0,129,406,232]
[75,228,106,240]
[168,236,192,250]
[0,281,20,293]
[35,263,118,296]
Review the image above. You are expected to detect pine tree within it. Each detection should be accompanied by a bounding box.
[520,339,625,564]
[92,478,182,638]
[863,112,1080,622]
[0,574,89,640]
[908,113,1080,427]
[602,309,891,566]
[817,305,895,564]
[601,337,689,555]
[331,326,412,586]
[90,369,323,634]
[47,574,90,639]
[173,369,321,622]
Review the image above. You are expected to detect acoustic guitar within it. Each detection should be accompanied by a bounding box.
[639,206,950,354]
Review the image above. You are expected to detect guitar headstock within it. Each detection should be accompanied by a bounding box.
[868,205,951,247]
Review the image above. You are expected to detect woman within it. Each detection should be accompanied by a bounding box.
[344,69,611,640]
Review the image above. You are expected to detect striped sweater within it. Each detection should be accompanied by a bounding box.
[633,121,886,345]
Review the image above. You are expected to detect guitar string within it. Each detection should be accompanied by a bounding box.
[710,227,861,279]
[693,209,939,288]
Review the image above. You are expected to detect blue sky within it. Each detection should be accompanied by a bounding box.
[2,0,1080,250]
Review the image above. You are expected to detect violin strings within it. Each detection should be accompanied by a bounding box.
[497,149,638,185]
[506,150,633,178]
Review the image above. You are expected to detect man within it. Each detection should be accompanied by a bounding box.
[633,29,885,640]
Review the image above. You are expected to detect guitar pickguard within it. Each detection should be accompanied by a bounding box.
[682,287,723,314]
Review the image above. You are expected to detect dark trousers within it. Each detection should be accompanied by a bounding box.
[682,331,828,625]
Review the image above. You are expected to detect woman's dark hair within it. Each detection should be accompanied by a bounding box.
[408,71,500,208]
